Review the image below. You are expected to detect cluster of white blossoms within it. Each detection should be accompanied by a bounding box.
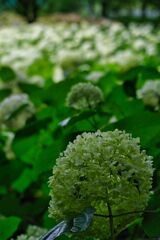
[0,93,35,129]
[86,71,104,83]
[49,129,153,239]
[0,22,159,85]
[66,82,104,110]
[14,225,47,240]
[137,80,160,110]
[108,50,143,72]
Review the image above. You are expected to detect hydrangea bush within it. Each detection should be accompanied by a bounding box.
[49,129,153,239]
[66,82,104,110]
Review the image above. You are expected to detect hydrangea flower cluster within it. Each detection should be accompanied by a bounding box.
[86,71,104,83]
[137,80,160,110]
[0,93,35,129]
[66,82,104,110]
[49,130,153,239]
[14,225,47,240]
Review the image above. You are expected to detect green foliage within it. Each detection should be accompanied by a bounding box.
[42,0,83,13]
[0,216,21,240]
[0,66,16,82]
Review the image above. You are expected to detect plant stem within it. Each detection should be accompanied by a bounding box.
[94,209,160,219]
[86,98,98,130]
[107,201,115,240]
[86,109,98,130]
[91,115,98,129]
[106,189,115,240]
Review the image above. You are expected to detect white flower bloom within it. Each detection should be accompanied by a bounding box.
[0,22,159,83]
[49,130,153,239]
[137,80,160,110]
[86,71,104,83]
[66,82,104,110]
[53,65,64,83]
[0,94,35,129]
[15,225,47,240]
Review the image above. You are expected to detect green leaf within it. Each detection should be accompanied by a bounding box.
[43,211,57,229]
[13,133,37,151]
[137,67,160,89]
[15,117,52,137]
[0,65,16,82]
[12,168,38,192]
[107,86,144,119]
[142,211,160,238]
[33,143,59,175]
[0,186,7,195]
[0,216,21,240]
[0,89,11,101]
[27,58,53,80]
[109,111,160,147]
[60,112,93,128]
[36,106,55,120]
[100,72,118,96]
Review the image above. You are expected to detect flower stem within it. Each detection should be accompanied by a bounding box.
[105,189,115,240]
[107,201,115,240]
[94,209,160,219]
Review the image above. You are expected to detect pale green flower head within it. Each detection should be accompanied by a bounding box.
[15,225,47,240]
[66,82,104,110]
[0,93,35,129]
[49,130,153,239]
[137,80,160,110]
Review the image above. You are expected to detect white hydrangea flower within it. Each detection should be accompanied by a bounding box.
[132,38,146,50]
[137,80,160,110]
[109,50,142,71]
[49,130,153,239]
[28,75,45,87]
[52,65,64,83]
[56,50,82,69]
[0,94,35,129]
[86,71,104,83]
[0,22,159,81]
[66,82,104,110]
[16,73,45,87]
[15,225,47,240]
